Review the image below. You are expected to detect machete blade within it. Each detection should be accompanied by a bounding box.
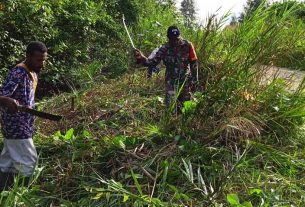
[18,106,63,121]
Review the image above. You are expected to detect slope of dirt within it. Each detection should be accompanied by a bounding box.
[263,66,305,91]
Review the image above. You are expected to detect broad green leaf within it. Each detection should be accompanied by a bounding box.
[82,130,91,138]
[123,194,129,202]
[249,188,262,195]
[64,128,74,140]
[53,131,62,140]
[113,135,126,149]
[227,194,240,205]
[182,100,197,114]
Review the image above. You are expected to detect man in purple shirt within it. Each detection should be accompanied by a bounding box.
[0,41,47,191]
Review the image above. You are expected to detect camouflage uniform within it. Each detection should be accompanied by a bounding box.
[145,38,198,111]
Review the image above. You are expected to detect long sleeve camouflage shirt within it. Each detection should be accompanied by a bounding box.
[145,38,198,85]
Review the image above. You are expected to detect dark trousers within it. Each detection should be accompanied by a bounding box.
[0,171,30,191]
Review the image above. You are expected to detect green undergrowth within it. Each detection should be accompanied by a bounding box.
[0,69,304,206]
[1,2,305,206]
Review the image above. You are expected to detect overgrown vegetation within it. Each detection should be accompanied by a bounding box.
[0,0,148,96]
[237,0,305,70]
[0,0,305,206]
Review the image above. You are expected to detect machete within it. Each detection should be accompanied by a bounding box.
[18,106,62,121]
[122,15,135,49]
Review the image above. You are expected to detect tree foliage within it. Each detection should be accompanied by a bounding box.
[239,0,264,21]
[0,0,142,93]
[180,0,196,27]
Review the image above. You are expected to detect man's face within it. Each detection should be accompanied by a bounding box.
[169,37,180,47]
[27,51,48,73]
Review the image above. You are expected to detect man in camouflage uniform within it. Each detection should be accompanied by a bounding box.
[134,25,199,112]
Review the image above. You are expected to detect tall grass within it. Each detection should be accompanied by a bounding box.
[174,2,305,143]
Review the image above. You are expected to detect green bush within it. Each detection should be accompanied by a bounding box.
[0,0,141,93]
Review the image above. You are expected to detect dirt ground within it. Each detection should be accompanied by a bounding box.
[261,65,305,91]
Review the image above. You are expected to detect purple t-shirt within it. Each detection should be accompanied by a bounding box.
[0,66,36,139]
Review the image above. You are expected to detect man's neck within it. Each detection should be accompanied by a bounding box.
[23,60,33,72]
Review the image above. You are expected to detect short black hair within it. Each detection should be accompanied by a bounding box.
[26,41,47,55]
[167,25,180,38]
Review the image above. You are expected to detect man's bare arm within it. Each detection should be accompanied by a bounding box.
[0,96,19,112]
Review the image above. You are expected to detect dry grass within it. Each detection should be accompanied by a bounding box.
[36,70,165,138]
